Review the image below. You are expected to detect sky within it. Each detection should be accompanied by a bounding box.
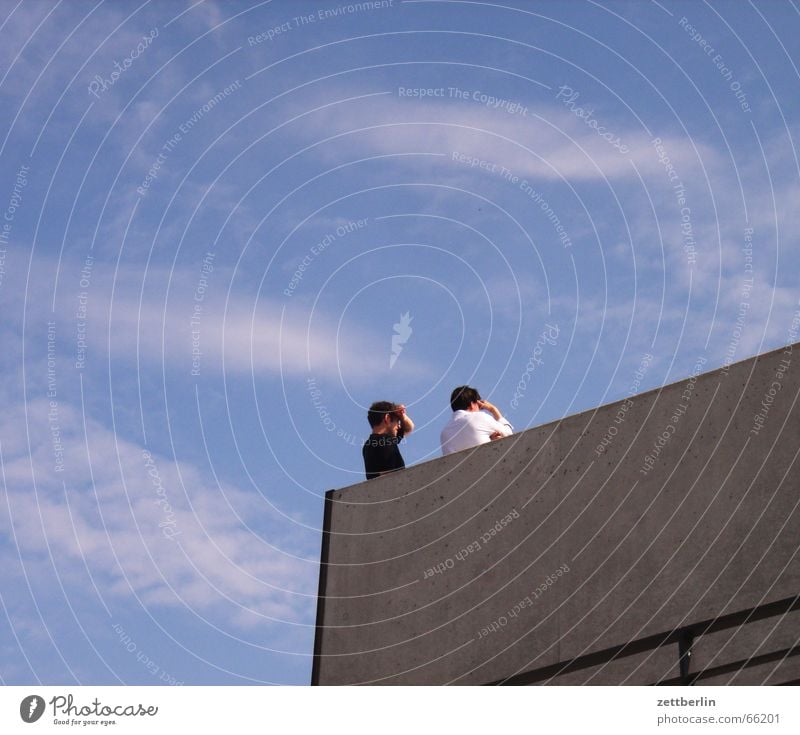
[0,0,798,686]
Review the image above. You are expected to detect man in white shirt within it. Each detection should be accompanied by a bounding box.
[440,385,514,455]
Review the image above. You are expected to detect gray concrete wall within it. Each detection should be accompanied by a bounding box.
[313,343,800,684]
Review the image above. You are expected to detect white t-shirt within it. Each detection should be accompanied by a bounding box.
[440,409,514,455]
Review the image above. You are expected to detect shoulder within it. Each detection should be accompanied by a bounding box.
[469,410,495,425]
[441,411,465,433]
[474,410,509,431]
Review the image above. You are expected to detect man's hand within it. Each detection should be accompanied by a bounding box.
[489,431,503,441]
[395,404,414,434]
[478,399,503,421]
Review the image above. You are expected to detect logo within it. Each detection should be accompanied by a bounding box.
[390,312,413,369]
[20,695,45,723]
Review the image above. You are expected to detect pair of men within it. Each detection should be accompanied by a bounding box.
[362,386,514,480]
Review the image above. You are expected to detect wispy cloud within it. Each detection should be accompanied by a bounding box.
[291,93,718,183]
[2,253,436,382]
[0,397,316,630]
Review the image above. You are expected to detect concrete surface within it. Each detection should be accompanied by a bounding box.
[313,343,800,684]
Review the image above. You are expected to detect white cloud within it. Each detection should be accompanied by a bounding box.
[293,93,718,184]
[0,397,316,630]
[1,253,435,382]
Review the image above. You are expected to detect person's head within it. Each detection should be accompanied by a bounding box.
[450,386,481,412]
[367,401,402,435]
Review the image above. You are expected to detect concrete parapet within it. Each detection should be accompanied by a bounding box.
[313,343,800,684]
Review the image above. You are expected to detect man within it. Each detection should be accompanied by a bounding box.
[362,401,415,480]
[440,386,513,455]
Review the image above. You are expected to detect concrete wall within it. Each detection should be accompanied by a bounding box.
[313,343,800,684]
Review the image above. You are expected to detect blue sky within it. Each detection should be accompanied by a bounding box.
[0,0,798,685]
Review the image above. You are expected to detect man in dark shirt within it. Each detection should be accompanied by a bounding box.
[362,401,415,480]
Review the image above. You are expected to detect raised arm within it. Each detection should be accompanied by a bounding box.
[395,404,414,434]
[478,399,513,439]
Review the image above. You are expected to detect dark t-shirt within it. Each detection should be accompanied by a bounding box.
[362,430,405,480]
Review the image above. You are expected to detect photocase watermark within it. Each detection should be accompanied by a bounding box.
[3,163,29,224]
[652,136,696,266]
[422,509,519,579]
[137,80,242,197]
[284,218,368,297]
[47,321,65,474]
[398,86,446,99]
[88,27,158,99]
[555,85,629,153]
[721,227,755,375]
[447,86,529,116]
[450,153,572,248]
[248,0,394,45]
[75,253,94,370]
[595,352,653,456]
[516,179,572,247]
[141,450,180,539]
[742,226,753,277]
[190,252,214,377]
[112,622,183,685]
[312,0,396,21]
[639,355,707,475]
[510,323,559,410]
[0,164,28,291]
[307,377,360,446]
[750,354,792,437]
[0,241,6,292]
[179,80,243,135]
[679,16,750,113]
[19,695,45,723]
[137,152,168,197]
[786,301,800,348]
[476,563,570,639]
[389,312,412,369]
[451,150,498,173]
[137,130,181,197]
[721,303,750,374]
[46,694,159,723]
[751,302,798,436]
[248,20,293,45]
[398,86,528,116]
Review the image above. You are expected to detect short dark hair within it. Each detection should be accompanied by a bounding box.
[367,401,399,428]
[450,386,480,412]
